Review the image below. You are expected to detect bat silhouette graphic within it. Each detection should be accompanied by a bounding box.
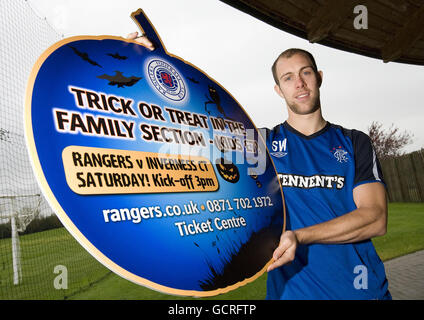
[187,77,199,84]
[107,52,128,60]
[97,71,142,88]
[69,46,102,67]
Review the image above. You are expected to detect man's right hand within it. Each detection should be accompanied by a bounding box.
[126,31,155,51]
[267,230,298,272]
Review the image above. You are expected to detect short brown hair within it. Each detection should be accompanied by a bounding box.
[271,48,319,84]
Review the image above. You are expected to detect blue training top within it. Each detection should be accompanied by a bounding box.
[261,121,391,300]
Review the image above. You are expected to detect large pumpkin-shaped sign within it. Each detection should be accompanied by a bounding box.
[25,9,285,296]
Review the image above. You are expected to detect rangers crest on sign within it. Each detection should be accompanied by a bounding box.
[147,59,187,101]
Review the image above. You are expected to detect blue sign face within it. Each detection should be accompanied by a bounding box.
[25,9,285,297]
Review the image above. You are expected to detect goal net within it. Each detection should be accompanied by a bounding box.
[0,0,110,299]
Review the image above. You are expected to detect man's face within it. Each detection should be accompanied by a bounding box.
[274,53,323,115]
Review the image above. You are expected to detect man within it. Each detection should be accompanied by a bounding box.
[130,33,391,300]
[262,48,391,299]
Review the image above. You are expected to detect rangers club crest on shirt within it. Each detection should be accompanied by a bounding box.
[331,146,349,163]
[147,58,187,101]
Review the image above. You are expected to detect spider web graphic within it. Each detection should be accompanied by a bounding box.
[0,0,110,299]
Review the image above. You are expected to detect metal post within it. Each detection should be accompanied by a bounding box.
[11,215,22,285]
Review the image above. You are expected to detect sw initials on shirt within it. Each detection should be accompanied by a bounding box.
[272,138,287,152]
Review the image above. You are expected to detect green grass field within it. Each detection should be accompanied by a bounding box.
[0,228,109,299]
[372,203,424,261]
[1,202,423,300]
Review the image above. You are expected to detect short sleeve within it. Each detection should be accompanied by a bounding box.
[351,130,385,188]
